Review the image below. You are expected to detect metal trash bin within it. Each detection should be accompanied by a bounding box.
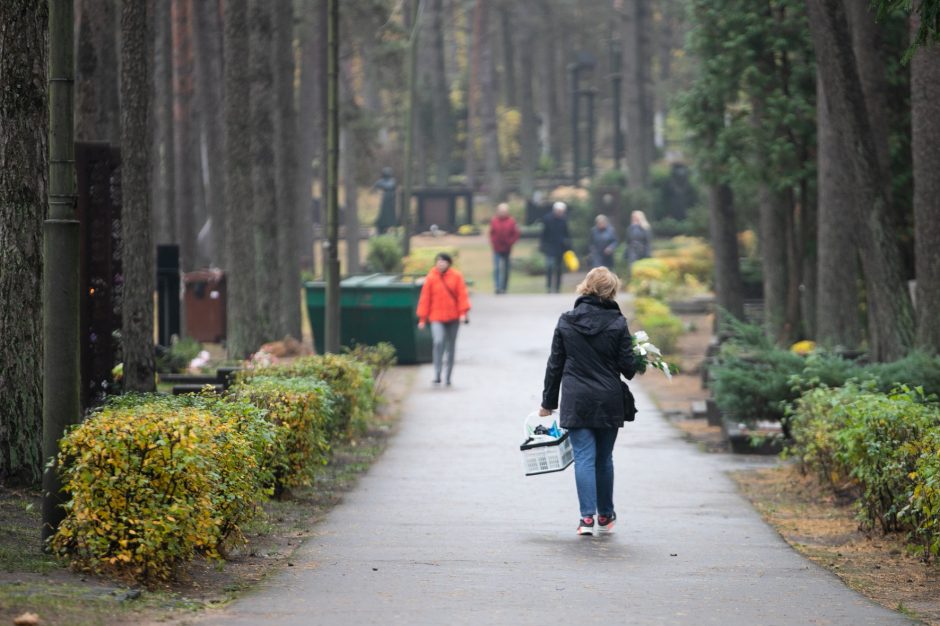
[305,273,431,364]
[183,269,227,343]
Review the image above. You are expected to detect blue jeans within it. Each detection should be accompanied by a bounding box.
[544,254,563,293]
[493,252,510,293]
[568,427,619,518]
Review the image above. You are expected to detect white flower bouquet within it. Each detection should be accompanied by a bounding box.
[632,330,678,380]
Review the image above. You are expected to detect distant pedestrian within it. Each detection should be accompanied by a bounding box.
[416,253,471,386]
[373,167,398,234]
[539,267,638,536]
[540,201,571,293]
[489,203,520,294]
[589,214,618,270]
[624,210,652,278]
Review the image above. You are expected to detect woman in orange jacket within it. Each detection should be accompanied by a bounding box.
[416,253,471,386]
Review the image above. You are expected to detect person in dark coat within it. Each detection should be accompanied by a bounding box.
[373,167,398,234]
[540,201,571,293]
[539,267,638,536]
[589,214,618,269]
[624,210,652,279]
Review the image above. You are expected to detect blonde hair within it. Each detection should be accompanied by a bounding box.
[576,267,620,301]
[631,210,650,230]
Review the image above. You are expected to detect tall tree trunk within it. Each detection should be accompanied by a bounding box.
[171,0,197,272]
[274,0,301,339]
[297,3,319,273]
[76,0,120,143]
[192,0,225,268]
[637,0,656,165]
[479,1,503,200]
[518,7,537,198]
[806,0,914,361]
[816,74,862,348]
[622,0,650,189]
[911,22,940,353]
[152,0,176,245]
[223,0,259,358]
[429,0,453,186]
[541,8,562,167]
[757,182,792,342]
[499,5,516,108]
[248,0,281,342]
[708,183,744,321]
[341,127,361,274]
[465,0,482,190]
[121,0,156,392]
[0,0,46,485]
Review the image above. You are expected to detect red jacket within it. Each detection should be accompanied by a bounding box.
[416,267,471,323]
[489,215,520,254]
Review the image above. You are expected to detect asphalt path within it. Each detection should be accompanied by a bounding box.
[201,293,914,626]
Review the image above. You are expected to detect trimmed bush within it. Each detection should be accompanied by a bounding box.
[366,234,404,273]
[228,376,338,489]
[905,429,940,560]
[402,246,458,275]
[628,258,679,299]
[636,312,684,355]
[242,354,375,436]
[53,402,264,582]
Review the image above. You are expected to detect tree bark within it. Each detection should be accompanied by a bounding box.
[274,0,301,339]
[192,0,225,268]
[76,0,120,143]
[911,22,940,353]
[120,0,156,392]
[152,0,176,246]
[708,184,744,321]
[429,0,453,185]
[171,0,198,272]
[518,6,537,198]
[0,0,46,485]
[541,7,562,167]
[465,0,482,190]
[479,1,503,200]
[248,0,281,342]
[816,74,862,348]
[622,0,651,189]
[297,3,320,272]
[341,127,361,274]
[499,5,516,108]
[806,0,915,361]
[223,0,259,358]
[757,181,792,342]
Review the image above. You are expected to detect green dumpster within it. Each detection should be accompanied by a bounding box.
[305,274,432,364]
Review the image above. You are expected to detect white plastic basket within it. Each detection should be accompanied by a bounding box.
[520,412,574,476]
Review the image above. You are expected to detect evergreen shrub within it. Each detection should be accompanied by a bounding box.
[366,234,404,273]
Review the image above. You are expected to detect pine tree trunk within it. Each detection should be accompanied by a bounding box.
[248,0,281,342]
[806,0,914,361]
[172,0,198,272]
[465,0,482,190]
[637,0,656,166]
[121,0,156,392]
[0,0,46,485]
[499,6,516,108]
[479,1,503,200]
[76,0,120,143]
[911,26,940,353]
[757,182,792,342]
[429,0,453,186]
[541,8,562,167]
[223,0,259,358]
[341,127,361,274]
[193,0,225,268]
[274,0,301,339]
[816,74,862,348]
[152,0,176,246]
[518,7,537,199]
[622,0,650,189]
[297,3,319,273]
[708,183,745,321]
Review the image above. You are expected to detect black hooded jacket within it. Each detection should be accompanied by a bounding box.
[541,295,638,429]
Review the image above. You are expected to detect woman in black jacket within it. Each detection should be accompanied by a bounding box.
[539,267,638,536]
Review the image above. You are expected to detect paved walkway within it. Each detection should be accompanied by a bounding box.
[203,294,913,625]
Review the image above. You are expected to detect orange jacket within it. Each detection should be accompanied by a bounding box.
[416,267,471,323]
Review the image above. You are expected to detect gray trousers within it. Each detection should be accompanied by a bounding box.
[431,321,460,382]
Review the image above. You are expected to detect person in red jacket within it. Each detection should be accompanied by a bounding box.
[488,202,520,294]
[416,253,471,386]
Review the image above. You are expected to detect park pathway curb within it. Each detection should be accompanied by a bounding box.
[201,294,914,626]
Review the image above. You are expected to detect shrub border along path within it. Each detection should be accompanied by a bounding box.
[0,366,414,626]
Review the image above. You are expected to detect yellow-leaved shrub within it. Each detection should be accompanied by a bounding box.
[52,402,262,583]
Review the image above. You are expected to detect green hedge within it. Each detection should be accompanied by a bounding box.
[786,384,940,560]
[52,348,391,584]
